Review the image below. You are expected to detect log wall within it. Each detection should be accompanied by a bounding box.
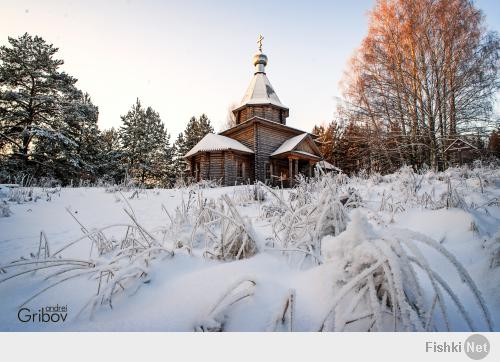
[208,151,224,182]
[237,105,285,125]
[225,125,255,150]
[255,123,300,182]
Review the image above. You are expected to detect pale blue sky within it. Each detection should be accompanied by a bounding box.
[1,0,499,136]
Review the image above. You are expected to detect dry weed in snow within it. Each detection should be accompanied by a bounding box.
[320,212,493,332]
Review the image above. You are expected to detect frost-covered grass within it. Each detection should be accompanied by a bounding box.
[0,165,499,331]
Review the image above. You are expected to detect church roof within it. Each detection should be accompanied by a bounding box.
[233,49,289,115]
[184,133,254,158]
[235,72,288,110]
[271,133,309,156]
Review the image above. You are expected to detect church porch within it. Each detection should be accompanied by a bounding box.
[268,151,320,187]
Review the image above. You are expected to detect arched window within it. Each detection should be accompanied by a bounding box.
[237,160,245,178]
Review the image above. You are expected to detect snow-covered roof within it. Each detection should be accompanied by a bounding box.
[184,133,254,158]
[233,50,289,115]
[316,160,342,172]
[270,133,309,156]
[236,72,288,111]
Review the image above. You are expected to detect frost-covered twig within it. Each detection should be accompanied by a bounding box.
[195,278,256,332]
[267,289,295,332]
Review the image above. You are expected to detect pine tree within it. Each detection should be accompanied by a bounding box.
[0,33,80,178]
[175,114,214,156]
[72,93,101,180]
[197,113,214,138]
[173,114,214,176]
[98,128,126,184]
[161,133,176,186]
[140,105,168,184]
[119,99,172,186]
[33,91,101,184]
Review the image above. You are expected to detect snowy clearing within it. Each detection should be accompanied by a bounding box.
[0,166,499,331]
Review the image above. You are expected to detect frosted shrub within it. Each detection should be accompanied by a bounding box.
[289,175,315,206]
[374,165,495,212]
[259,176,349,267]
[379,191,405,213]
[261,203,287,219]
[104,175,136,193]
[369,172,383,185]
[357,169,369,180]
[340,187,363,208]
[442,178,467,209]
[161,190,198,249]
[416,191,440,210]
[0,201,12,217]
[196,179,222,189]
[194,195,258,260]
[8,187,36,203]
[231,183,265,204]
[320,212,493,332]
[253,182,266,202]
[396,165,424,197]
[314,189,349,239]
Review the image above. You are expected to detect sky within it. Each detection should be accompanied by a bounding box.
[1,0,500,137]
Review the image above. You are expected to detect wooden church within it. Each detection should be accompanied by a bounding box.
[184,39,325,187]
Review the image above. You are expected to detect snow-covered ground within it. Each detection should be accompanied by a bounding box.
[0,166,499,331]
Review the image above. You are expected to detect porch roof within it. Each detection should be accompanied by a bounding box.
[270,133,322,160]
[270,133,308,156]
[184,133,254,158]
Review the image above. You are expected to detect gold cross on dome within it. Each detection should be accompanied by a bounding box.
[257,34,264,52]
